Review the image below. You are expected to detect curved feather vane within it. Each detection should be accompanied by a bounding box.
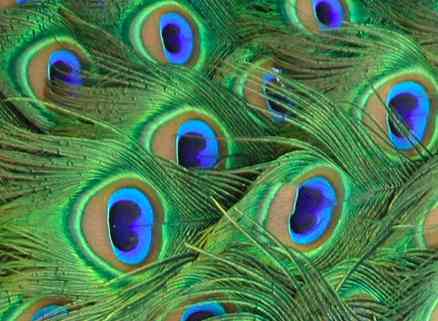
[201,149,404,271]
[41,62,282,169]
[0,120,248,317]
[106,212,437,321]
[198,82,430,269]
[61,0,237,72]
[358,0,438,65]
[0,1,96,129]
[326,248,438,321]
[214,25,438,159]
[209,0,385,41]
[384,155,438,250]
[68,232,350,320]
[0,1,437,321]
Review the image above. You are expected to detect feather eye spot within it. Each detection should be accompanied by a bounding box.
[18,39,89,100]
[287,0,349,33]
[164,299,232,321]
[289,176,337,245]
[176,120,220,169]
[10,298,70,321]
[148,112,226,170]
[160,12,195,65]
[31,304,69,321]
[262,70,294,123]
[364,75,437,156]
[266,167,345,252]
[48,50,83,88]
[131,3,201,67]
[386,81,431,150]
[79,179,163,272]
[181,302,226,321]
[313,0,345,30]
[107,188,155,265]
[242,59,294,124]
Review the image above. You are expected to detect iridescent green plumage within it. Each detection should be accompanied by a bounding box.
[0,1,94,128]
[61,0,237,73]
[0,119,247,319]
[0,1,437,321]
[44,63,283,169]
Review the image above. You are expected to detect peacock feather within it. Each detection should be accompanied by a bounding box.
[61,0,237,72]
[0,119,247,319]
[0,1,437,321]
[44,63,282,169]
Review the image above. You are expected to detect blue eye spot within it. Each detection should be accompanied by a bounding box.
[262,70,294,124]
[159,12,194,65]
[386,81,431,150]
[176,120,220,169]
[32,305,69,321]
[181,302,226,321]
[48,50,83,87]
[107,188,155,265]
[312,0,345,30]
[16,0,32,4]
[289,176,337,245]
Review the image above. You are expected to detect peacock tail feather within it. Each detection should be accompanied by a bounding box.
[0,120,248,316]
[0,1,437,321]
[201,145,411,270]
[61,0,237,73]
[0,1,97,128]
[43,63,282,169]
